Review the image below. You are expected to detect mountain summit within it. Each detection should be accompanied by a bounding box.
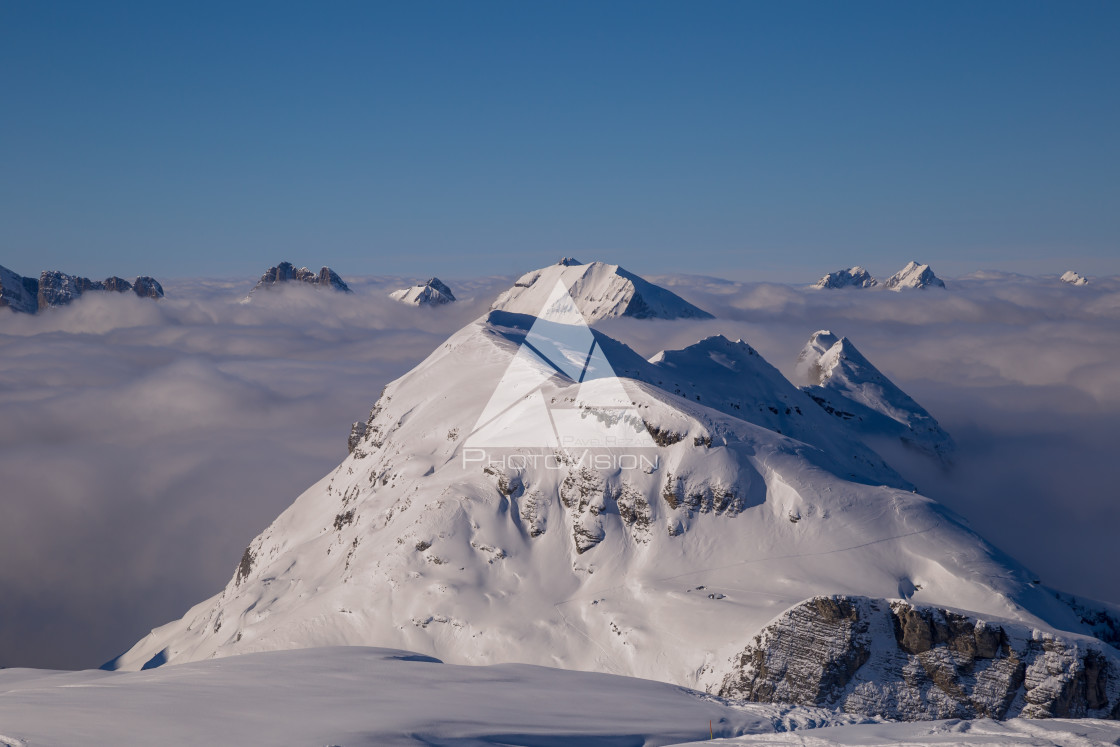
[814,266,878,289]
[390,277,456,306]
[249,262,351,296]
[491,259,713,322]
[111,274,1120,721]
[884,261,946,290]
[794,330,954,463]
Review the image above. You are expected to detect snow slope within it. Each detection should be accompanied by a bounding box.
[491,258,714,321]
[0,646,861,746]
[390,277,457,306]
[793,331,954,463]
[113,284,1109,698]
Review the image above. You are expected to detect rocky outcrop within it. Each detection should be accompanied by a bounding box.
[250,262,351,295]
[719,595,1120,721]
[389,277,456,306]
[36,271,165,310]
[814,267,878,289]
[884,261,946,290]
[1,265,164,313]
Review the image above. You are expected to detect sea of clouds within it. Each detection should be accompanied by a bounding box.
[1,268,1117,669]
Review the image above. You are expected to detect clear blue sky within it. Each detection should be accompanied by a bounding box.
[1,1,1117,281]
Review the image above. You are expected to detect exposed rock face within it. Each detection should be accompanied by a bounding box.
[884,261,946,290]
[1061,270,1089,286]
[814,267,878,289]
[133,276,165,299]
[719,595,1120,721]
[0,263,39,314]
[250,262,351,295]
[2,270,168,311]
[389,277,456,306]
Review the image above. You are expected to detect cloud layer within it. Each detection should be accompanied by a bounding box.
[1,269,1117,669]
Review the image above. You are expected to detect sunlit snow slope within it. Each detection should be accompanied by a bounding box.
[114,278,1109,695]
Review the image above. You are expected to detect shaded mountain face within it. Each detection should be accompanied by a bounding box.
[491,258,713,321]
[110,274,1120,722]
[249,262,351,295]
[884,261,946,290]
[0,264,164,313]
[793,330,954,464]
[389,277,456,306]
[0,263,40,314]
[814,267,878,289]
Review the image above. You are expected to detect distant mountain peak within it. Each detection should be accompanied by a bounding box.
[814,267,878,289]
[794,329,954,463]
[249,262,351,296]
[0,264,164,313]
[1061,270,1089,286]
[390,277,457,306]
[884,261,945,290]
[491,260,713,322]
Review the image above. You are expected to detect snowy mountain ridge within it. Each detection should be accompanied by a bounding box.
[794,330,954,464]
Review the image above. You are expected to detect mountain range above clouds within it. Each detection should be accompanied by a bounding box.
[105,258,1120,724]
[815,261,946,290]
[0,263,164,313]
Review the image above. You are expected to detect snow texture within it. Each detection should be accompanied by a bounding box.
[0,646,863,746]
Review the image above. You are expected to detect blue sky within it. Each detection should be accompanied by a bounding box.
[1,1,1117,281]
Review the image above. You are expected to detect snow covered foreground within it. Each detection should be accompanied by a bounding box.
[2,648,1116,746]
[0,646,862,746]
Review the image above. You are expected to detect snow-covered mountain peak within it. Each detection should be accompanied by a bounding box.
[794,330,954,463]
[1061,270,1089,286]
[814,267,878,289]
[491,260,713,322]
[106,288,1120,720]
[556,257,583,266]
[884,261,946,290]
[390,277,457,306]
